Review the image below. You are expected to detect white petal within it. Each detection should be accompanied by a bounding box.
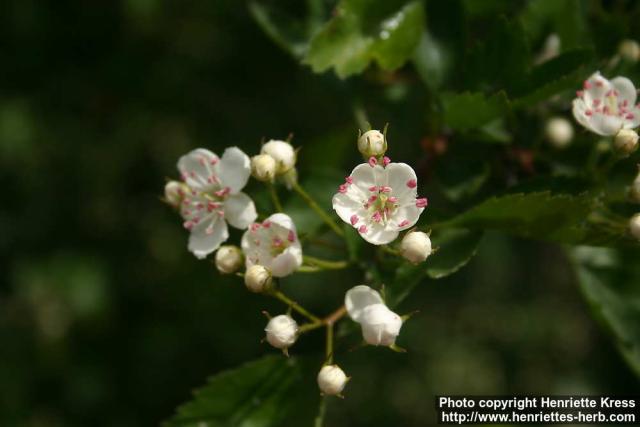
[623,106,640,129]
[572,99,593,131]
[583,72,611,105]
[267,213,297,233]
[361,304,402,346]
[271,243,303,277]
[590,114,624,136]
[188,217,229,259]
[393,203,424,230]
[345,285,383,323]
[218,147,251,193]
[360,221,400,245]
[223,192,257,229]
[177,148,219,191]
[611,76,637,105]
[332,192,366,226]
[386,163,418,200]
[349,163,386,194]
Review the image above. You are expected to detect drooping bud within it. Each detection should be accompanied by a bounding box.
[629,168,640,203]
[261,140,296,174]
[619,39,640,63]
[614,129,639,156]
[244,265,272,293]
[164,180,186,207]
[214,245,244,274]
[317,365,348,396]
[357,130,387,158]
[360,303,403,346]
[264,314,298,350]
[400,231,432,264]
[545,117,574,149]
[251,154,277,182]
[630,213,640,241]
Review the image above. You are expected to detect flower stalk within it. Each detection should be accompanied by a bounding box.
[292,181,345,237]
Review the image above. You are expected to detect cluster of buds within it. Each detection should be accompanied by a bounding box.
[251,139,298,188]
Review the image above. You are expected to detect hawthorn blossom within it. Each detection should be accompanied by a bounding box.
[332,159,427,245]
[572,72,640,136]
[345,285,403,347]
[177,147,257,259]
[241,213,302,277]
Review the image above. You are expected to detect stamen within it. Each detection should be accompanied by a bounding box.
[368,157,377,167]
[383,156,391,166]
[183,220,194,230]
[416,198,428,208]
[379,186,391,193]
[250,223,261,232]
[345,176,353,184]
[593,99,601,107]
[350,214,359,225]
[583,80,592,89]
[368,186,377,192]
[214,187,230,197]
[368,195,378,203]
[287,230,295,242]
[262,220,271,228]
[388,196,398,204]
[406,179,417,188]
[398,219,409,227]
[338,184,348,194]
[358,225,368,234]
[372,212,382,223]
[576,90,584,97]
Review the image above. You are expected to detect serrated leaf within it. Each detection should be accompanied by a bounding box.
[164,355,320,427]
[441,91,509,131]
[304,0,425,78]
[570,247,640,378]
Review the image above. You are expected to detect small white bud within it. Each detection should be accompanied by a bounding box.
[629,169,640,203]
[357,130,387,158]
[317,365,348,396]
[630,213,640,241]
[614,129,639,155]
[400,231,432,264]
[261,140,296,174]
[244,265,272,293]
[545,117,574,149]
[619,39,640,62]
[264,314,298,349]
[360,303,403,347]
[251,154,277,182]
[215,245,244,274]
[164,180,185,207]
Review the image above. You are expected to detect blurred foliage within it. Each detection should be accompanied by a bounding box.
[1,0,640,426]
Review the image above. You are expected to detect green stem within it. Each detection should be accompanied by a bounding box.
[267,182,284,212]
[326,323,334,364]
[270,289,321,323]
[303,255,349,270]
[299,320,324,333]
[379,245,400,256]
[292,182,344,237]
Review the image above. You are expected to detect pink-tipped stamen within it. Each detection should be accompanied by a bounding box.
[383,156,391,166]
[350,214,359,225]
[398,219,409,227]
[406,179,417,188]
[287,230,295,242]
[345,176,353,184]
[416,198,428,208]
[358,225,368,234]
[368,157,377,167]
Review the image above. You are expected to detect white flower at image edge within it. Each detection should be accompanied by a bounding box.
[332,160,427,245]
[177,147,257,259]
[572,71,640,136]
[345,285,402,347]
[241,213,303,277]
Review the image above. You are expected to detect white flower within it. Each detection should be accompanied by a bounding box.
[332,161,427,245]
[164,180,187,207]
[215,245,244,274]
[241,213,302,277]
[400,231,432,264]
[345,285,403,347]
[251,153,277,182]
[358,130,387,158]
[545,117,574,148]
[177,147,257,259]
[619,39,640,62]
[317,365,348,396]
[244,264,272,293]
[261,140,296,174]
[572,72,640,136]
[630,213,640,241]
[265,314,298,349]
[614,129,639,155]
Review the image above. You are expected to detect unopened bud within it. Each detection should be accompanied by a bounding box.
[614,129,639,155]
[630,213,640,241]
[244,265,272,293]
[357,130,387,158]
[215,245,243,274]
[619,39,640,62]
[261,140,296,174]
[629,168,640,203]
[164,180,186,207]
[400,231,432,264]
[317,365,348,396]
[265,314,298,349]
[360,304,403,346]
[251,154,277,182]
[545,117,574,149]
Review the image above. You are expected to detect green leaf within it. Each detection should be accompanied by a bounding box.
[521,0,588,50]
[570,247,640,378]
[304,0,425,78]
[441,91,509,131]
[249,2,310,58]
[164,355,320,427]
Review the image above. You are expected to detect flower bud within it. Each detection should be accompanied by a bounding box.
[400,231,432,264]
[614,129,639,155]
[619,39,640,62]
[317,365,348,396]
[261,140,296,174]
[629,169,640,203]
[360,303,402,347]
[251,154,277,182]
[357,130,387,158]
[244,265,272,293]
[164,180,185,207]
[545,117,574,149]
[264,314,298,349]
[215,245,244,274]
[630,213,640,241]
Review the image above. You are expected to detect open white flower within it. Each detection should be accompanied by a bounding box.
[332,160,427,245]
[241,213,302,277]
[177,147,257,259]
[572,72,640,136]
[345,285,403,347]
